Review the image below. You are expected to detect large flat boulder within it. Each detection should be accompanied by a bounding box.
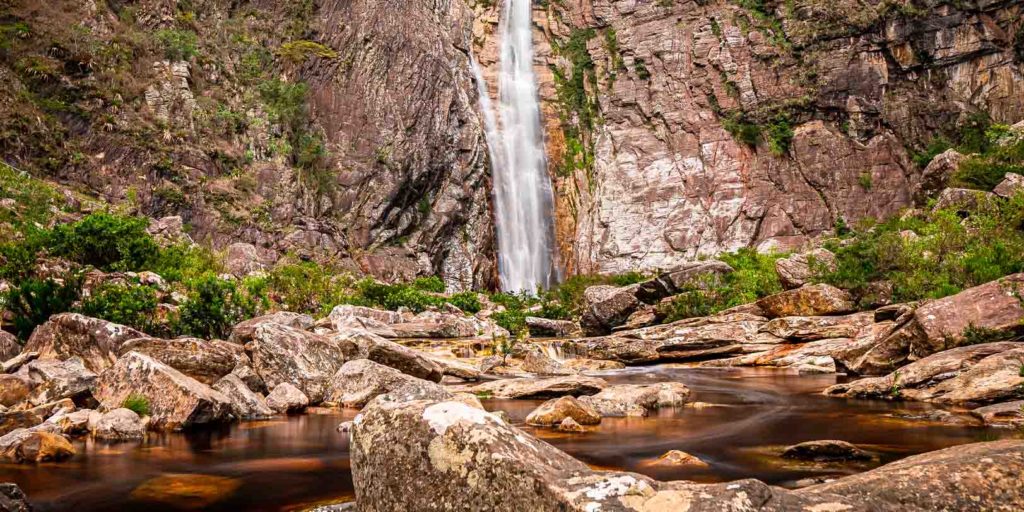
[825,342,1024,404]
[579,284,641,336]
[93,352,233,430]
[246,323,357,403]
[228,312,314,344]
[579,383,691,417]
[910,273,1024,357]
[775,249,837,290]
[349,397,1024,511]
[525,317,581,338]
[339,331,443,382]
[117,337,241,385]
[466,375,606,399]
[23,357,96,406]
[756,284,855,318]
[22,313,145,372]
[761,312,873,342]
[388,312,505,339]
[326,359,449,408]
[328,305,402,326]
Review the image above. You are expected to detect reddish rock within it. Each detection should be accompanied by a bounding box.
[22,313,145,373]
[756,284,855,318]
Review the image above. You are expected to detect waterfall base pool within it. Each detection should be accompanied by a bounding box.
[3,367,1019,511]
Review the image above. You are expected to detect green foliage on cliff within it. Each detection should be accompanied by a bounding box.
[79,281,161,335]
[48,213,159,272]
[176,274,269,339]
[816,192,1024,305]
[155,29,199,60]
[551,28,598,178]
[277,40,337,64]
[951,125,1024,191]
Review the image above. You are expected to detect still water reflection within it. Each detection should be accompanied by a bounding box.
[2,367,1018,511]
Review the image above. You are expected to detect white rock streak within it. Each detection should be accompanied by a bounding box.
[472,0,559,294]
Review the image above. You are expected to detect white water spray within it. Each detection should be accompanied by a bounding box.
[473,0,559,295]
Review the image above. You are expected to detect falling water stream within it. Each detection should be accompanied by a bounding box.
[474,0,559,294]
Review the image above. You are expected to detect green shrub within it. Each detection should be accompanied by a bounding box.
[3,275,83,340]
[491,308,527,336]
[175,274,268,339]
[660,248,783,322]
[447,291,482,314]
[353,279,445,313]
[258,79,309,130]
[266,261,352,315]
[155,29,198,60]
[277,40,337,63]
[723,113,761,147]
[765,115,794,156]
[959,324,1015,346]
[952,134,1024,191]
[411,276,446,293]
[79,282,159,334]
[149,243,221,284]
[48,213,159,271]
[0,228,49,280]
[122,394,150,416]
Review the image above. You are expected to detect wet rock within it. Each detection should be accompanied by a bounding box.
[247,323,356,403]
[562,358,626,371]
[224,242,265,277]
[22,313,145,372]
[328,305,402,326]
[0,400,74,436]
[213,374,273,418]
[93,408,146,441]
[556,417,585,432]
[0,374,33,407]
[131,473,241,509]
[524,396,601,426]
[466,375,606,399]
[0,331,19,361]
[756,284,855,318]
[993,173,1024,198]
[0,482,32,511]
[525,316,581,337]
[93,352,232,430]
[0,429,75,463]
[326,359,448,408]
[970,401,1024,427]
[343,331,443,382]
[761,312,873,342]
[648,450,709,468]
[775,249,837,290]
[520,350,574,376]
[825,342,1024,404]
[782,440,871,461]
[117,337,241,385]
[228,312,315,344]
[52,409,92,436]
[266,383,309,413]
[579,383,691,417]
[22,357,96,406]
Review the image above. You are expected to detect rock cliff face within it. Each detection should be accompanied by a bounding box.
[0,0,496,290]
[473,0,1024,274]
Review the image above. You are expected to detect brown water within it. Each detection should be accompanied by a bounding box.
[2,367,1019,511]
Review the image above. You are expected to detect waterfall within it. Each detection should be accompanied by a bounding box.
[472,0,559,295]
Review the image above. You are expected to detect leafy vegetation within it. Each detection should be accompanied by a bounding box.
[48,213,159,271]
[79,281,161,335]
[122,394,151,416]
[175,274,269,339]
[3,275,83,340]
[815,192,1024,306]
[659,249,784,322]
[154,29,199,60]
[951,125,1024,191]
[277,40,337,64]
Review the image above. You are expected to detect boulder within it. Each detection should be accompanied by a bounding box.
[831,318,924,376]
[224,242,265,277]
[228,312,314,344]
[246,323,357,403]
[634,261,734,304]
[760,312,873,342]
[909,273,1024,357]
[647,450,709,468]
[425,356,481,381]
[562,358,626,371]
[0,330,19,361]
[92,408,146,441]
[556,417,585,432]
[993,172,1024,198]
[0,429,74,463]
[342,331,443,382]
[23,357,96,405]
[520,350,574,376]
[525,316,581,337]
[932,187,996,212]
[117,337,241,385]
[0,483,32,512]
[756,284,855,318]
[466,375,606,399]
[524,396,601,426]
[782,440,871,461]
[93,352,233,430]
[228,363,267,394]
[349,397,1024,511]
[2,350,38,373]
[579,383,691,417]
[22,313,145,372]
[328,304,402,326]
[326,359,449,408]
[825,342,1024,404]
[0,400,74,436]
[916,149,964,200]
[266,383,309,413]
[388,312,505,339]
[213,374,273,418]
[970,401,1024,427]
[775,249,837,290]
[0,374,33,407]
[52,409,92,436]
[579,284,641,335]
[331,315,397,338]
